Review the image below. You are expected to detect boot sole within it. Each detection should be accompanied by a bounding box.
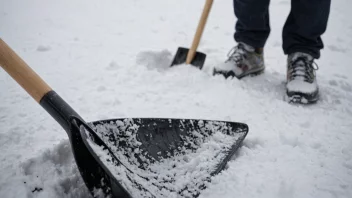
[284,90,319,105]
[213,67,265,79]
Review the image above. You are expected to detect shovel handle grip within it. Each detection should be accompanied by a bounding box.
[186,0,213,64]
[0,39,52,103]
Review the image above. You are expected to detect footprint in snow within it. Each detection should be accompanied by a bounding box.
[328,80,338,87]
[334,74,348,80]
[328,79,352,92]
[327,44,348,53]
[136,49,172,71]
[36,45,51,52]
[339,81,352,92]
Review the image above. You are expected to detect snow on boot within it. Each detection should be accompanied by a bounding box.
[285,52,319,104]
[213,42,265,79]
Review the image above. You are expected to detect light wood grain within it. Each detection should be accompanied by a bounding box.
[0,39,52,103]
[186,0,213,64]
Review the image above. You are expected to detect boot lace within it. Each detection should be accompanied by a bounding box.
[225,43,248,65]
[288,56,319,83]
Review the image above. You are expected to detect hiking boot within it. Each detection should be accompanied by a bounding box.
[285,52,319,104]
[213,42,265,79]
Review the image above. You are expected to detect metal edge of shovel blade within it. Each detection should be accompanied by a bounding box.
[75,117,136,198]
[39,91,134,198]
[170,47,206,69]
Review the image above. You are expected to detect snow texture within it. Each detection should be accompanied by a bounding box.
[1,0,352,198]
[286,79,318,93]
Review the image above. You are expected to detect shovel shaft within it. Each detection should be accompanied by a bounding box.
[186,0,213,64]
[0,39,52,103]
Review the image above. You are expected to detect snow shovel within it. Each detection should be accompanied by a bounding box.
[170,0,213,69]
[0,38,248,198]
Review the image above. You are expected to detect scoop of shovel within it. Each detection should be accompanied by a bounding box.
[0,37,248,198]
[170,0,213,69]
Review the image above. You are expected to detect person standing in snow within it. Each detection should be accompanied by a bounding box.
[213,0,331,104]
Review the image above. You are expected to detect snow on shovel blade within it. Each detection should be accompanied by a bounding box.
[80,118,248,198]
[170,47,206,69]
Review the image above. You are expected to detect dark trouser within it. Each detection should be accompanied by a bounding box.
[233,0,331,59]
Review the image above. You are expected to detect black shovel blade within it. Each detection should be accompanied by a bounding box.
[170,47,206,69]
[80,118,248,198]
[40,91,248,198]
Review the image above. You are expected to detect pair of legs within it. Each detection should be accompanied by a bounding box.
[233,0,331,59]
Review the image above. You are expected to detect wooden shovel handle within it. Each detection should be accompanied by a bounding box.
[0,39,52,103]
[186,0,213,64]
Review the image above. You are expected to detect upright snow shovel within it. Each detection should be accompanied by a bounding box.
[170,0,213,69]
[0,38,248,198]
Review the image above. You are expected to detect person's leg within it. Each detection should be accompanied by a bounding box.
[234,0,271,48]
[282,0,331,59]
[283,0,331,104]
[212,0,271,78]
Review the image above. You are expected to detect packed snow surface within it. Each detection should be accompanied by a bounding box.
[1,0,352,198]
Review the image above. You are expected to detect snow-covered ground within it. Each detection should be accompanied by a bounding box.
[1,0,352,197]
